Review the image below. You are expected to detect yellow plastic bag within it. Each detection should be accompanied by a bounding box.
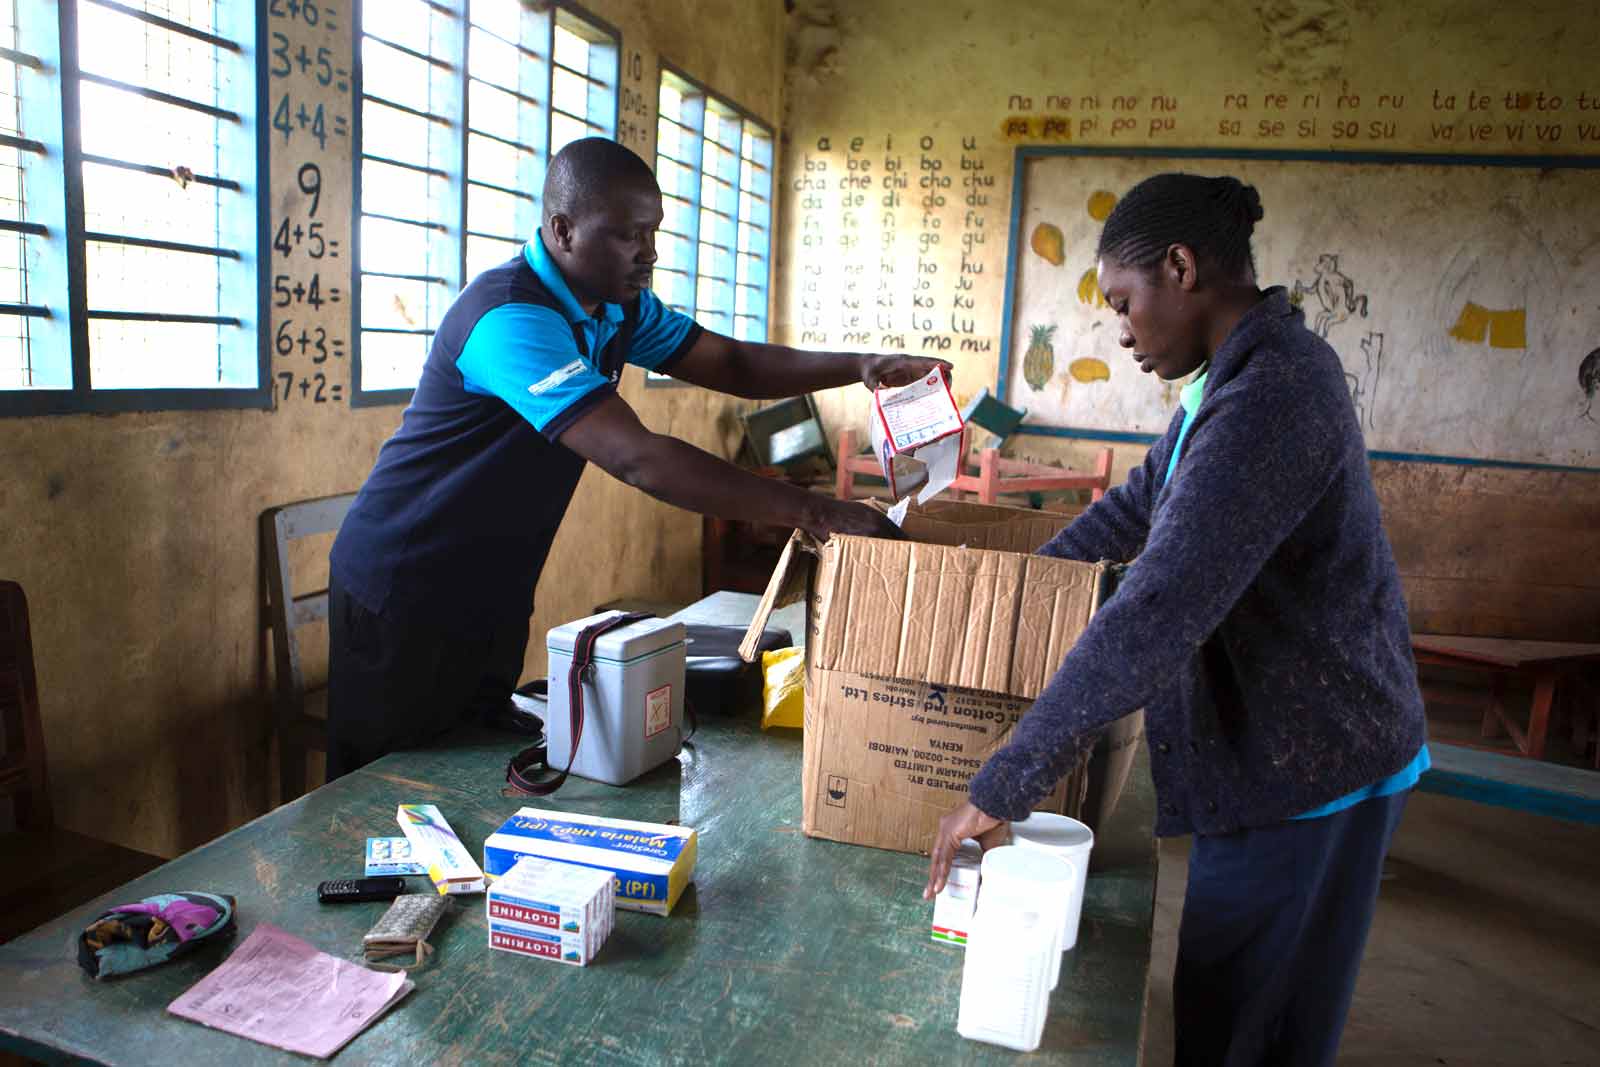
[761,647,805,731]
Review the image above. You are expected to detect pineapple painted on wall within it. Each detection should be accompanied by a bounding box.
[1023,323,1057,391]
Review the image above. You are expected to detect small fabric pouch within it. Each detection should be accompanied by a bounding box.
[363,893,449,970]
[76,891,236,980]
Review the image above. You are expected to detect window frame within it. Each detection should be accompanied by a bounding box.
[0,0,270,417]
[647,59,773,389]
[545,4,619,163]
[351,0,620,408]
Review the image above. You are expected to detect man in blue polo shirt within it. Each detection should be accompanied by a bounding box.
[327,138,947,778]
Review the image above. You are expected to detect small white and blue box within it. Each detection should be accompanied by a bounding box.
[365,837,427,877]
[397,803,486,895]
[484,807,698,916]
[546,611,686,786]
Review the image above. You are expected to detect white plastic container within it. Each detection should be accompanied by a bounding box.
[956,902,1053,1051]
[979,845,1075,989]
[1009,813,1095,951]
[546,611,686,786]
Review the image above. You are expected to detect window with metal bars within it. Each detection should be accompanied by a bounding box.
[650,64,772,385]
[0,0,266,416]
[353,0,617,406]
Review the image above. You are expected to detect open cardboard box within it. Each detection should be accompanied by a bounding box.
[739,499,1142,855]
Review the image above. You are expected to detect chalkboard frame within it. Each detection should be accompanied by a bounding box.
[996,145,1600,473]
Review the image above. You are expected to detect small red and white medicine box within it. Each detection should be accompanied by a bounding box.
[868,371,965,503]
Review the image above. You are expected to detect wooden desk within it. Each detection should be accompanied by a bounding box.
[1412,634,1600,761]
[0,701,1156,1064]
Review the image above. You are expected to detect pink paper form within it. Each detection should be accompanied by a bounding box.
[168,923,413,1059]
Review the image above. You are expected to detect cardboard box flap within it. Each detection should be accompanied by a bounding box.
[811,535,1105,699]
[738,529,818,662]
[868,498,1078,554]
[1011,554,1109,696]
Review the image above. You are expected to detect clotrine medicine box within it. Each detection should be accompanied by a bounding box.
[931,840,983,946]
[483,808,697,916]
[487,857,614,965]
[397,803,486,895]
[488,857,613,948]
[488,921,605,965]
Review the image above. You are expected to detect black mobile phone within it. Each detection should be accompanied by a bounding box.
[316,876,409,903]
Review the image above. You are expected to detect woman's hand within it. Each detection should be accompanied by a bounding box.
[924,800,1009,899]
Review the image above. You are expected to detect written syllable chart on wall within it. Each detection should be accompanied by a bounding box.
[1003,151,1600,469]
[788,133,1004,364]
[266,0,354,408]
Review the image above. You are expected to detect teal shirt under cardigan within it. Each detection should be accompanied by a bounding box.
[1166,367,1429,821]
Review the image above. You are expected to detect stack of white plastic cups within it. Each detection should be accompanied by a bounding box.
[983,845,1076,988]
[956,846,1076,1051]
[956,902,1054,1051]
[1009,813,1095,953]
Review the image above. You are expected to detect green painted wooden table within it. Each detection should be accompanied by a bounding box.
[0,716,1156,1065]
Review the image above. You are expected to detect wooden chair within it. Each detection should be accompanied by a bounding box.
[261,493,355,802]
[834,428,1114,506]
[0,581,162,944]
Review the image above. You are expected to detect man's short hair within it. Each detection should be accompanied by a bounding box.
[542,137,658,223]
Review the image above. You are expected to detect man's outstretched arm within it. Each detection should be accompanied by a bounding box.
[663,330,951,399]
[559,392,904,541]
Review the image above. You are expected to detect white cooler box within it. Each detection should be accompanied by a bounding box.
[545,612,686,785]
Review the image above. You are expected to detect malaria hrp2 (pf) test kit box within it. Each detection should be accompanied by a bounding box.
[483,808,696,916]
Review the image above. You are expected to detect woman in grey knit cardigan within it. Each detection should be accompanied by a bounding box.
[925,174,1429,1067]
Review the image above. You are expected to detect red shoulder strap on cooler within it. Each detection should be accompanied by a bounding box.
[505,612,652,797]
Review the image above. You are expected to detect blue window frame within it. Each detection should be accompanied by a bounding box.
[650,63,772,385]
[353,0,618,406]
[0,0,268,416]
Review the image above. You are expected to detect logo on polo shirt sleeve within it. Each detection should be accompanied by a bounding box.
[527,358,587,397]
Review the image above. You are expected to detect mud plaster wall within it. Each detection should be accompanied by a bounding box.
[778,0,1600,641]
[0,0,785,857]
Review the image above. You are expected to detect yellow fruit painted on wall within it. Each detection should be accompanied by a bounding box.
[1030,222,1065,266]
[1069,357,1110,383]
[1023,323,1057,391]
[1077,267,1106,308]
[1087,190,1118,221]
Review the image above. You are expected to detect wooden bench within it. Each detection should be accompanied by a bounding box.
[1418,743,1600,826]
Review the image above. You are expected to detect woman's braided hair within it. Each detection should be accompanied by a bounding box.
[1096,174,1264,281]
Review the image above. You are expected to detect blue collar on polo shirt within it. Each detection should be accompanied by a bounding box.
[525,229,625,326]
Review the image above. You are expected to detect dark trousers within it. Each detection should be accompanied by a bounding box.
[326,576,528,780]
[1173,790,1408,1067]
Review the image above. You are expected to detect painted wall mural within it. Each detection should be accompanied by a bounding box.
[1003,152,1600,467]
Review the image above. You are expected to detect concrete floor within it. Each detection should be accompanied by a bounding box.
[1143,790,1600,1066]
